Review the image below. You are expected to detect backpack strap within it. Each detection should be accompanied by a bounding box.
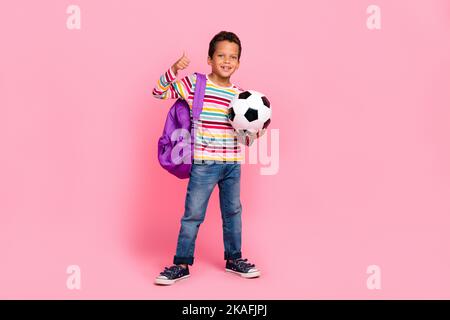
[192,73,206,121]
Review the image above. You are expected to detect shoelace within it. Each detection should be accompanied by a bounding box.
[160,265,183,277]
[234,258,255,272]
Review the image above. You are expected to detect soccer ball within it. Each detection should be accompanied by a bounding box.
[228,90,272,134]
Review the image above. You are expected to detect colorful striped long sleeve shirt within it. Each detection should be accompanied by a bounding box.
[153,67,244,163]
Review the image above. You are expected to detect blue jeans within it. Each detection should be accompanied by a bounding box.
[173,161,242,265]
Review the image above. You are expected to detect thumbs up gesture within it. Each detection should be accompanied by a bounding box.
[171,52,190,76]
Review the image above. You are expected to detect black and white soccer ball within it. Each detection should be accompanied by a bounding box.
[228,90,272,134]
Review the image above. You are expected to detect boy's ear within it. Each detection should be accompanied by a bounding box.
[207,56,212,66]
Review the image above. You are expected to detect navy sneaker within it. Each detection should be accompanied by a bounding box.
[155,265,190,285]
[225,258,261,278]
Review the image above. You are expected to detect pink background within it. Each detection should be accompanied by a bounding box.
[1,0,450,299]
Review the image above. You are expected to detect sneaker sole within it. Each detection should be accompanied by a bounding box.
[226,268,261,278]
[154,274,190,285]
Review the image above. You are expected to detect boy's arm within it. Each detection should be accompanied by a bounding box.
[152,68,191,100]
[152,53,194,100]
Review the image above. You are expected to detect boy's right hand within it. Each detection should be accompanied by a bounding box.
[171,52,190,76]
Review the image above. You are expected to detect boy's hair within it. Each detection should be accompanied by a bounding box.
[208,31,242,61]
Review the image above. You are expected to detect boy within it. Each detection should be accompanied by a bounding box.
[152,31,260,285]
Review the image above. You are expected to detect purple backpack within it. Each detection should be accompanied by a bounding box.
[157,73,206,179]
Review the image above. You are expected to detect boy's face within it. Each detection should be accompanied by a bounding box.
[207,40,240,79]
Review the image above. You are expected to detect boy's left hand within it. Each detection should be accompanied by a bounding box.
[236,129,266,146]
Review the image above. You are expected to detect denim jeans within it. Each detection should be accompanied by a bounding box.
[173,161,242,265]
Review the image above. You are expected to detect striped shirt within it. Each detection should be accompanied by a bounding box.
[153,67,244,163]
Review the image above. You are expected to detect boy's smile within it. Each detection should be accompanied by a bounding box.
[207,40,240,87]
